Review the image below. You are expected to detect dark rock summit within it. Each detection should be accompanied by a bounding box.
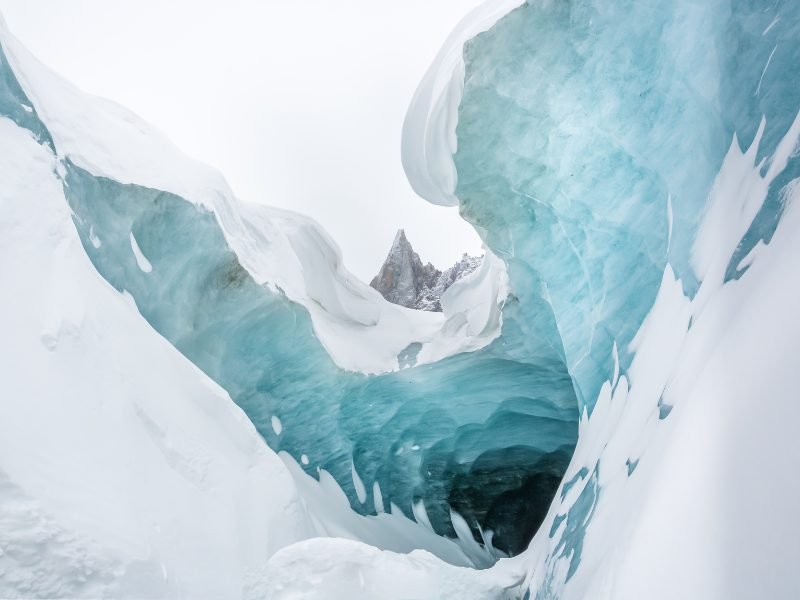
[369,229,482,312]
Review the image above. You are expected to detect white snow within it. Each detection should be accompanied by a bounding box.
[372,481,384,513]
[691,110,800,314]
[271,415,283,436]
[88,224,101,248]
[128,231,152,273]
[278,455,482,568]
[5,3,799,597]
[351,462,367,504]
[260,538,523,600]
[401,0,524,207]
[514,114,800,599]
[417,249,509,365]
[0,18,505,376]
[0,108,492,598]
[0,17,519,598]
[400,0,800,593]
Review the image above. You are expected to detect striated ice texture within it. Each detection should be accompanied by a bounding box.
[6,0,798,592]
[451,0,800,412]
[0,9,585,555]
[0,9,581,562]
[0,26,582,560]
[59,163,576,556]
[405,0,800,596]
[0,33,577,560]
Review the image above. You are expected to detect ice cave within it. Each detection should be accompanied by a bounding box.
[1,1,799,599]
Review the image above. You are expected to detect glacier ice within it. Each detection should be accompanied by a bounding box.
[0,115,319,599]
[401,0,800,598]
[0,15,578,563]
[449,0,800,413]
[3,0,800,598]
[60,162,577,556]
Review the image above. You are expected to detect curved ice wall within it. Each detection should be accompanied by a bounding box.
[61,165,576,557]
[403,0,800,597]
[409,0,800,412]
[0,26,580,557]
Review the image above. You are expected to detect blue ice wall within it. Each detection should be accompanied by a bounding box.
[0,41,53,149]
[454,0,800,412]
[59,164,577,556]
[0,38,580,557]
[449,0,800,594]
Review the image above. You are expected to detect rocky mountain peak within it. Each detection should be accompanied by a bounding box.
[370,229,482,312]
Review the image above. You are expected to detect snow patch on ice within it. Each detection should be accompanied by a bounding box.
[351,462,367,505]
[129,232,152,273]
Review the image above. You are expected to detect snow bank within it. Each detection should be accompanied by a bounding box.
[519,119,800,598]
[401,0,524,207]
[259,538,523,600]
[0,117,316,598]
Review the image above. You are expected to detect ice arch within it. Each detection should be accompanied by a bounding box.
[0,15,580,559]
[405,0,800,412]
[402,0,800,598]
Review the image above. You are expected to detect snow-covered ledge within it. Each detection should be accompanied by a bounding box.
[1,15,507,376]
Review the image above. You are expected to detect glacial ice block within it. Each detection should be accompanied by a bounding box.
[447,0,800,411]
[0,2,581,561]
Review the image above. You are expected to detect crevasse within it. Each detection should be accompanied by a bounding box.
[0,19,579,559]
[2,0,800,596]
[402,0,800,598]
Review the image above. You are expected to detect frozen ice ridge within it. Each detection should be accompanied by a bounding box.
[370,229,482,311]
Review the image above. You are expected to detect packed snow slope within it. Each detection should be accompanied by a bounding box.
[0,11,578,561]
[401,0,800,598]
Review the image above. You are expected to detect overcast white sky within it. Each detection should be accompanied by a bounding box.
[0,0,485,280]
